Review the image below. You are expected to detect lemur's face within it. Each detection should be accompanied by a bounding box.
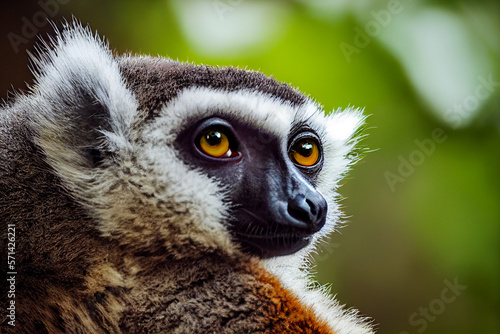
[175,112,328,257]
[31,24,363,259]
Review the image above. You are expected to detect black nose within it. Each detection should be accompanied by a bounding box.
[287,192,327,232]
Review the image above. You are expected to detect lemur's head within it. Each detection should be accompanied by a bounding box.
[29,23,364,260]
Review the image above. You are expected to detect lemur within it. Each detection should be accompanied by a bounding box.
[0,22,374,334]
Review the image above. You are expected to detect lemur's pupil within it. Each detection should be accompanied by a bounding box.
[206,131,222,146]
[298,142,313,157]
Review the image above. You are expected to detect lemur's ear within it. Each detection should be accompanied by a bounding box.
[29,21,137,171]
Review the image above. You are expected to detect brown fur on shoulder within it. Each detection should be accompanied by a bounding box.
[118,252,333,334]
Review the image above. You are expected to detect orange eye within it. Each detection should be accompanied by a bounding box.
[289,138,320,167]
[199,129,231,158]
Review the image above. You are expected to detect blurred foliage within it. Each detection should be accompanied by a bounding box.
[1,0,499,333]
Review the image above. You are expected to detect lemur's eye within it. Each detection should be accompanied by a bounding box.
[289,137,320,167]
[192,118,241,161]
[198,129,232,158]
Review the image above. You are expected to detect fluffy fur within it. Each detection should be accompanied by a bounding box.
[0,22,373,333]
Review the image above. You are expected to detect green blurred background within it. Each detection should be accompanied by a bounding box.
[1,1,498,333]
